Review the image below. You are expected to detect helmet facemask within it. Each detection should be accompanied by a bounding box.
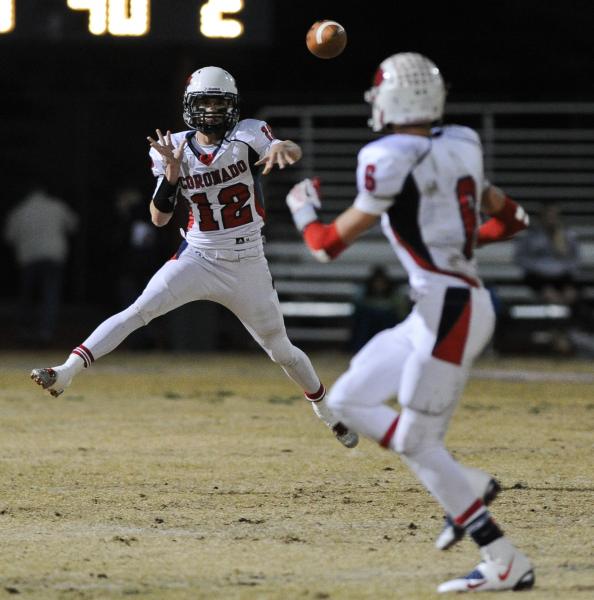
[183,92,239,135]
[182,66,240,135]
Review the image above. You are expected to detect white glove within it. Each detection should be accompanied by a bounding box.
[286,178,321,231]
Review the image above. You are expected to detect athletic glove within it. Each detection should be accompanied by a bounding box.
[286,177,322,231]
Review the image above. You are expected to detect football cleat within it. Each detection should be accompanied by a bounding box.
[436,478,501,551]
[30,367,69,397]
[437,539,535,593]
[332,422,359,449]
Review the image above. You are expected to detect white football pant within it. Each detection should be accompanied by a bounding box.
[79,242,321,394]
[327,284,496,518]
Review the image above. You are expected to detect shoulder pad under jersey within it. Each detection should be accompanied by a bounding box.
[438,124,482,147]
[229,118,269,140]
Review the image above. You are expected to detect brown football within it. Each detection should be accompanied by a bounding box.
[306,20,347,59]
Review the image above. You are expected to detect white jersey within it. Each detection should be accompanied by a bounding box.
[150,119,278,250]
[353,125,486,295]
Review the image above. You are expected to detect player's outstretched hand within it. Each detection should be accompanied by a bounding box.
[147,129,187,182]
[255,140,302,175]
[147,129,186,165]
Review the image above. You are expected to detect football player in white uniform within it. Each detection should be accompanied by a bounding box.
[286,53,534,592]
[31,66,357,449]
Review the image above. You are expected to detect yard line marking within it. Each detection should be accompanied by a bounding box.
[471,368,594,383]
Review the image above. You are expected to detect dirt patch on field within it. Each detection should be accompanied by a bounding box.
[0,352,592,599]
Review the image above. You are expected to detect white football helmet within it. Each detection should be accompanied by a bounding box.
[364,52,446,132]
[183,66,240,134]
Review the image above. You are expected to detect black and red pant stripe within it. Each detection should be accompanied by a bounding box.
[432,287,471,366]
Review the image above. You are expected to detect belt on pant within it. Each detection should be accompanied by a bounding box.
[192,242,264,261]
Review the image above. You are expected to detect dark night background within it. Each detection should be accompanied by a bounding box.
[1,0,593,346]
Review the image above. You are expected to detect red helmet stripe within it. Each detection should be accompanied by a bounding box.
[373,68,384,87]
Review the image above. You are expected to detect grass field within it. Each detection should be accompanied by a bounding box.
[0,351,593,599]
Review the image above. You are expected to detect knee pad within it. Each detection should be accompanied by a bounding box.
[133,286,177,325]
[326,366,392,413]
[132,301,157,326]
[394,409,447,456]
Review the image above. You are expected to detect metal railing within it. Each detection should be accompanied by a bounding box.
[257,102,594,214]
[254,103,594,343]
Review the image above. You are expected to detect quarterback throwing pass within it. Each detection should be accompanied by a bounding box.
[31,66,357,449]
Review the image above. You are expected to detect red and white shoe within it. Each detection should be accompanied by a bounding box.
[30,367,72,397]
[437,538,535,593]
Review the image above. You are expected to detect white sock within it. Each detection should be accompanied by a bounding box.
[50,353,84,389]
[62,353,85,372]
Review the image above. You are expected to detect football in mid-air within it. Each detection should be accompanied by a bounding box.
[306,20,347,59]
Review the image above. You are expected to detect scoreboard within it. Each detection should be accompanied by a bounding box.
[0,0,272,44]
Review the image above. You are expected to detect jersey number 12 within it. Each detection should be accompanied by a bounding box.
[190,183,253,231]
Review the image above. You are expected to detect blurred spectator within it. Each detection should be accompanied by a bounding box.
[3,186,78,345]
[514,203,585,354]
[515,203,580,306]
[112,185,162,348]
[113,186,161,306]
[350,265,409,352]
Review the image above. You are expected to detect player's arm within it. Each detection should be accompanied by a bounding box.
[477,185,529,246]
[286,178,378,262]
[150,178,178,227]
[147,129,187,227]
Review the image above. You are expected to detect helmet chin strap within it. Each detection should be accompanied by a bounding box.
[196,121,228,137]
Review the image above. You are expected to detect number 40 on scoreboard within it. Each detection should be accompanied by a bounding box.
[0,0,246,38]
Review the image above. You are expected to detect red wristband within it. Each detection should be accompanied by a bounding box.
[303,221,347,260]
[477,196,528,246]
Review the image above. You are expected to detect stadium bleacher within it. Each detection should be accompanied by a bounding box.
[256,103,594,351]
